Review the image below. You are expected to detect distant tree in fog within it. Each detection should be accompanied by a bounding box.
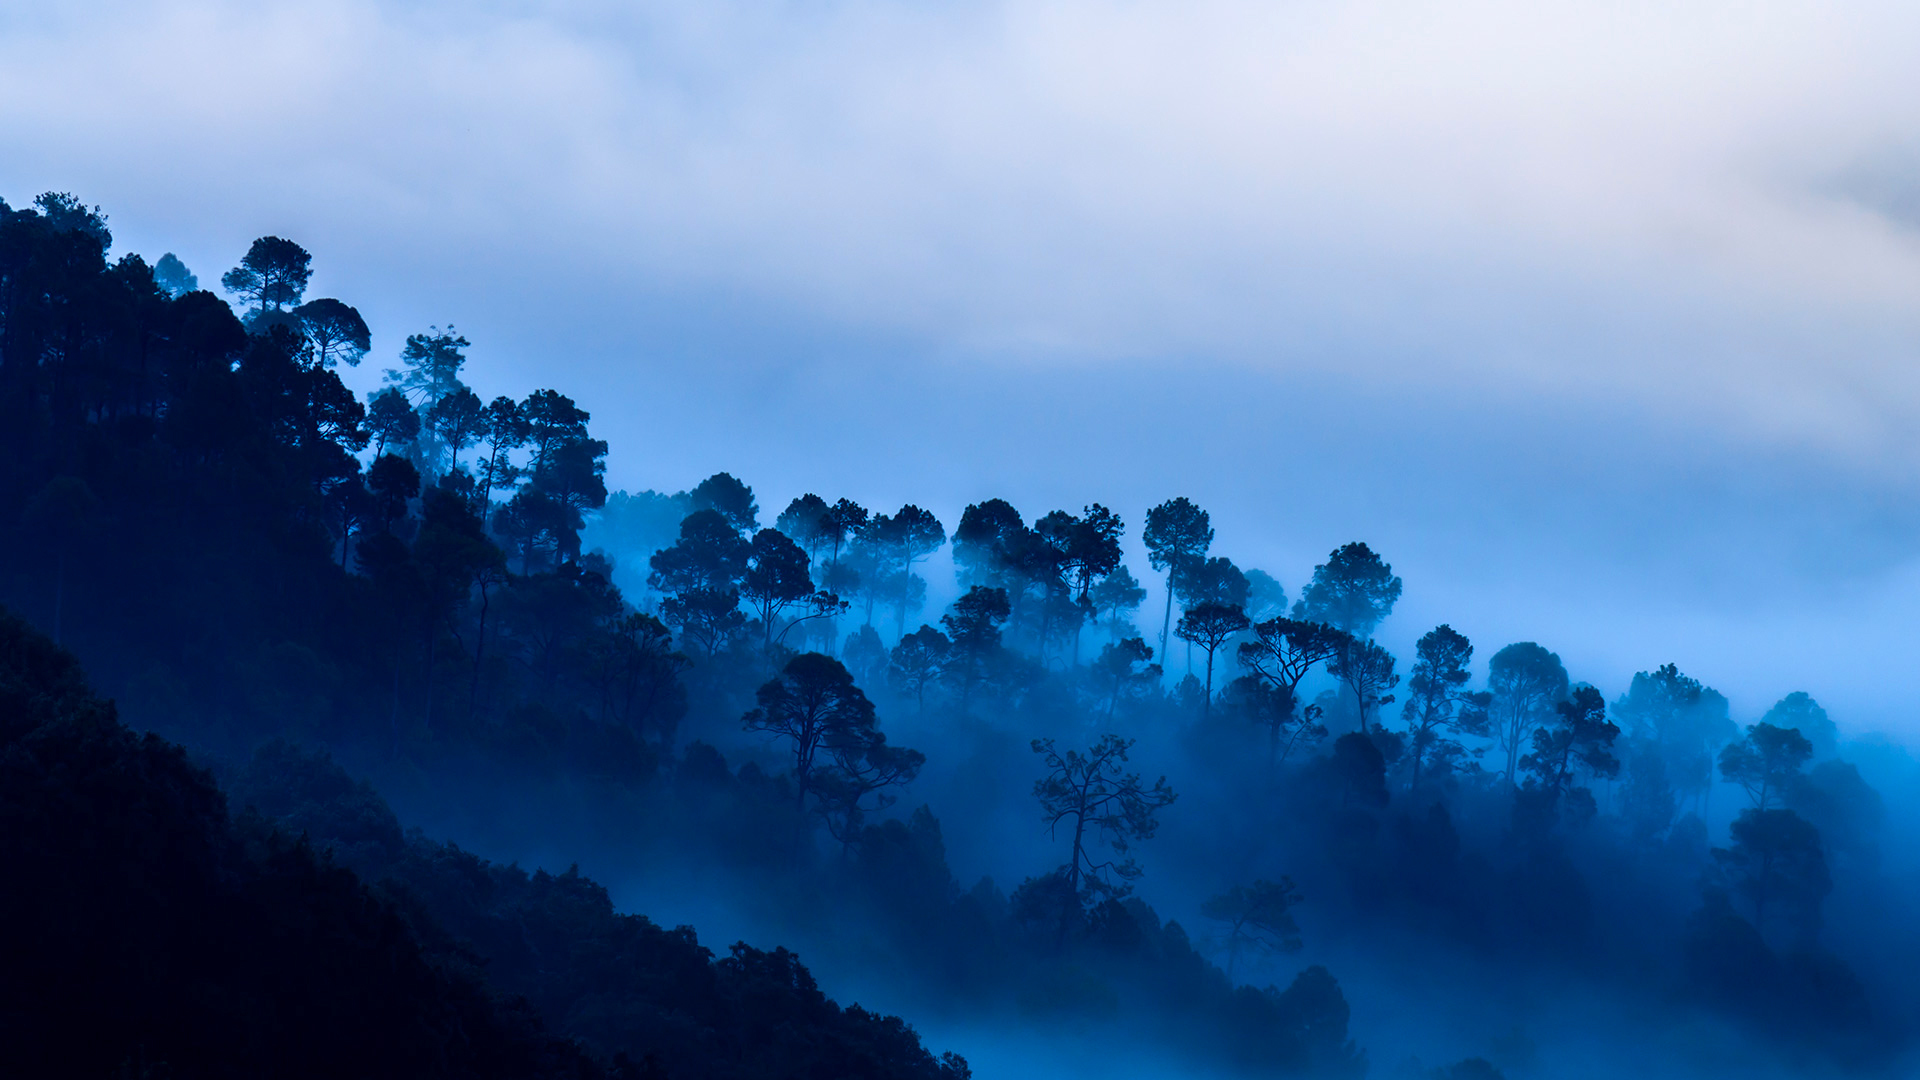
[1400,624,1490,794]
[1293,542,1401,638]
[1488,642,1569,783]
[1031,734,1177,915]
[1142,497,1213,663]
[1202,878,1303,980]
[888,625,950,712]
[1719,722,1813,811]
[1176,601,1250,718]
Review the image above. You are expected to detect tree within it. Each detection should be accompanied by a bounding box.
[689,472,759,534]
[1142,497,1213,662]
[1245,569,1288,621]
[1175,602,1250,718]
[1328,638,1398,735]
[476,396,530,505]
[1237,617,1352,767]
[1090,637,1160,720]
[775,493,833,565]
[1761,692,1837,759]
[366,454,420,532]
[649,509,751,656]
[1713,808,1830,942]
[384,326,470,409]
[822,498,869,569]
[1519,684,1621,823]
[1615,663,1735,811]
[1719,723,1814,811]
[812,732,927,848]
[1089,565,1147,642]
[221,235,312,316]
[870,505,946,636]
[1202,878,1303,980]
[940,586,1010,715]
[1400,625,1491,794]
[1293,542,1401,638]
[744,652,878,814]
[888,625,950,712]
[742,528,818,653]
[1031,734,1177,918]
[953,498,1027,588]
[1487,642,1569,783]
[427,387,485,473]
[366,388,421,457]
[294,298,370,369]
[153,252,197,297]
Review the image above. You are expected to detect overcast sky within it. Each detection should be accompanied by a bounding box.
[5,0,1920,731]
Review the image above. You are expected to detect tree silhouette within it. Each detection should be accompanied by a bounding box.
[1202,878,1304,980]
[1293,542,1401,638]
[1090,636,1159,720]
[940,586,1010,715]
[689,471,759,533]
[1329,638,1398,735]
[742,528,818,653]
[1237,617,1352,767]
[744,652,879,814]
[1713,808,1830,942]
[888,625,950,712]
[221,235,311,316]
[1719,722,1814,811]
[1142,497,1213,664]
[1031,734,1177,921]
[649,509,751,656]
[1400,624,1491,794]
[1488,642,1569,783]
[366,388,421,457]
[1519,684,1621,823]
[294,297,370,369]
[384,325,470,410]
[1176,601,1250,718]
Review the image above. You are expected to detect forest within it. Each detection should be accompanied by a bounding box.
[2,190,1916,1079]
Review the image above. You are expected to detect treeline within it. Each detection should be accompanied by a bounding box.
[2,190,1909,1076]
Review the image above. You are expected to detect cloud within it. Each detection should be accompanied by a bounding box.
[6,0,1920,454]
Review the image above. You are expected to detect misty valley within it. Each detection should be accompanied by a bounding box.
[4,194,1918,1080]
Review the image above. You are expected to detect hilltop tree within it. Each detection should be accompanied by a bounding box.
[222,235,311,316]
[294,298,370,369]
[153,251,197,297]
[1761,692,1837,759]
[1031,734,1177,912]
[689,472,759,534]
[870,505,946,636]
[1238,618,1353,766]
[384,326,469,410]
[1176,602,1250,718]
[775,493,834,565]
[1488,642,1569,783]
[1719,723,1814,811]
[743,652,878,815]
[1400,625,1491,793]
[1202,878,1304,980]
[1294,542,1401,638]
[1142,497,1213,661]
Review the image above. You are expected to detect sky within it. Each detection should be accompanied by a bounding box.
[4,0,1920,731]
